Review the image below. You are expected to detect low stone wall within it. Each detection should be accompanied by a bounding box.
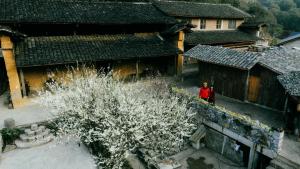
[205,128,244,165]
[172,88,284,155]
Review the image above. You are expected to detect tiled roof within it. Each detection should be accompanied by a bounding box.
[15,34,178,67]
[0,0,176,25]
[154,1,251,19]
[258,47,300,74]
[185,30,260,46]
[278,71,300,97]
[184,45,259,70]
[239,21,268,29]
[277,33,300,45]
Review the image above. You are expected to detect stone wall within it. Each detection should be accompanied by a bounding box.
[205,128,244,165]
[173,88,284,155]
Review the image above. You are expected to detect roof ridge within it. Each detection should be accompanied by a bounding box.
[226,4,252,18]
[38,0,151,4]
[155,0,232,6]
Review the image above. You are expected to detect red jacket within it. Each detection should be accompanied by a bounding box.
[199,87,210,99]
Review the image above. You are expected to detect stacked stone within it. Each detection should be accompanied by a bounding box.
[270,131,284,152]
[15,124,53,148]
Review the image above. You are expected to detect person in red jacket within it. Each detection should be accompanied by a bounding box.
[199,82,210,101]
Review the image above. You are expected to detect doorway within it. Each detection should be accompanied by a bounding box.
[0,57,8,95]
[248,76,261,102]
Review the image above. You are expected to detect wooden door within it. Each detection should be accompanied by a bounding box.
[248,76,260,102]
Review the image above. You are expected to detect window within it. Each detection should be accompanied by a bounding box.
[228,20,237,29]
[216,19,222,29]
[200,19,206,29]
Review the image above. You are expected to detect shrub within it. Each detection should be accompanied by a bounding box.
[38,70,196,168]
[1,128,23,151]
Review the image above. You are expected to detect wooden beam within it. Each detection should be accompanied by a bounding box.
[1,36,23,108]
[136,59,139,80]
[283,93,289,115]
[244,70,250,101]
[177,31,184,76]
[248,144,256,169]
[19,68,27,97]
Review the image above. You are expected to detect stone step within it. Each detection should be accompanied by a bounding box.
[20,129,51,142]
[266,166,275,169]
[24,126,46,136]
[270,159,297,169]
[15,134,54,149]
[273,155,300,169]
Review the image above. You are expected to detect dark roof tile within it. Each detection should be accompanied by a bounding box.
[184,45,259,70]
[15,34,178,67]
[259,47,300,74]
[278,71,300,97]
[0,0,176,25]
[185,30,260,46]
[154,1,251,19]
[277,34,300,46]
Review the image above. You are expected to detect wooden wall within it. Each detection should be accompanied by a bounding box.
[249,64,286,110]
[21,57,176,94]
[113,56,176,79]
[198,61,248,100]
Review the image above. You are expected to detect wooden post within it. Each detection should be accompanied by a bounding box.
[248,144,256,169]
[1,36,23,108]
[244,70,250,101]
[136,59,139,80]
[177,31,184,76]
[283,93,289,115]
[19,68,26,97]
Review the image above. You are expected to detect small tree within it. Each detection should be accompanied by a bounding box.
[38,69,196,169]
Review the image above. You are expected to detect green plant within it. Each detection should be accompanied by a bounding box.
[45,121,59,136]
[1,128,24,152]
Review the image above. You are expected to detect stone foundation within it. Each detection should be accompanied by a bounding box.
[205,128,244,165]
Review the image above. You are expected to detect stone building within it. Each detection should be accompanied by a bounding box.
[0,0,189,108]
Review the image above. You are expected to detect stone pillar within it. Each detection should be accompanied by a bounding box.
[1,36,23,108]
[176,31,184,76]
[247,144,256,169]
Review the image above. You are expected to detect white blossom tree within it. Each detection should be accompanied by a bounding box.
[38,69,196,169]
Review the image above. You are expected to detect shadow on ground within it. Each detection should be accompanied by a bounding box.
[187,157,214,169]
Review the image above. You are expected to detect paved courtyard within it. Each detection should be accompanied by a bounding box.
[0,138,96,169]
[0,95,58,129]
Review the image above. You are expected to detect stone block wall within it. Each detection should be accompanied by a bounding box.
[173,88,284,154]
[205,128,244,165]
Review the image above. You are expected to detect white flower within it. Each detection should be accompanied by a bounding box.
[38,68,196,168]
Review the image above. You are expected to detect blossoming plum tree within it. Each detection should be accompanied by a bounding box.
[38,69,196,169]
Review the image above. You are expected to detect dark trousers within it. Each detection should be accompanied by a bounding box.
[201,98,209,101]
